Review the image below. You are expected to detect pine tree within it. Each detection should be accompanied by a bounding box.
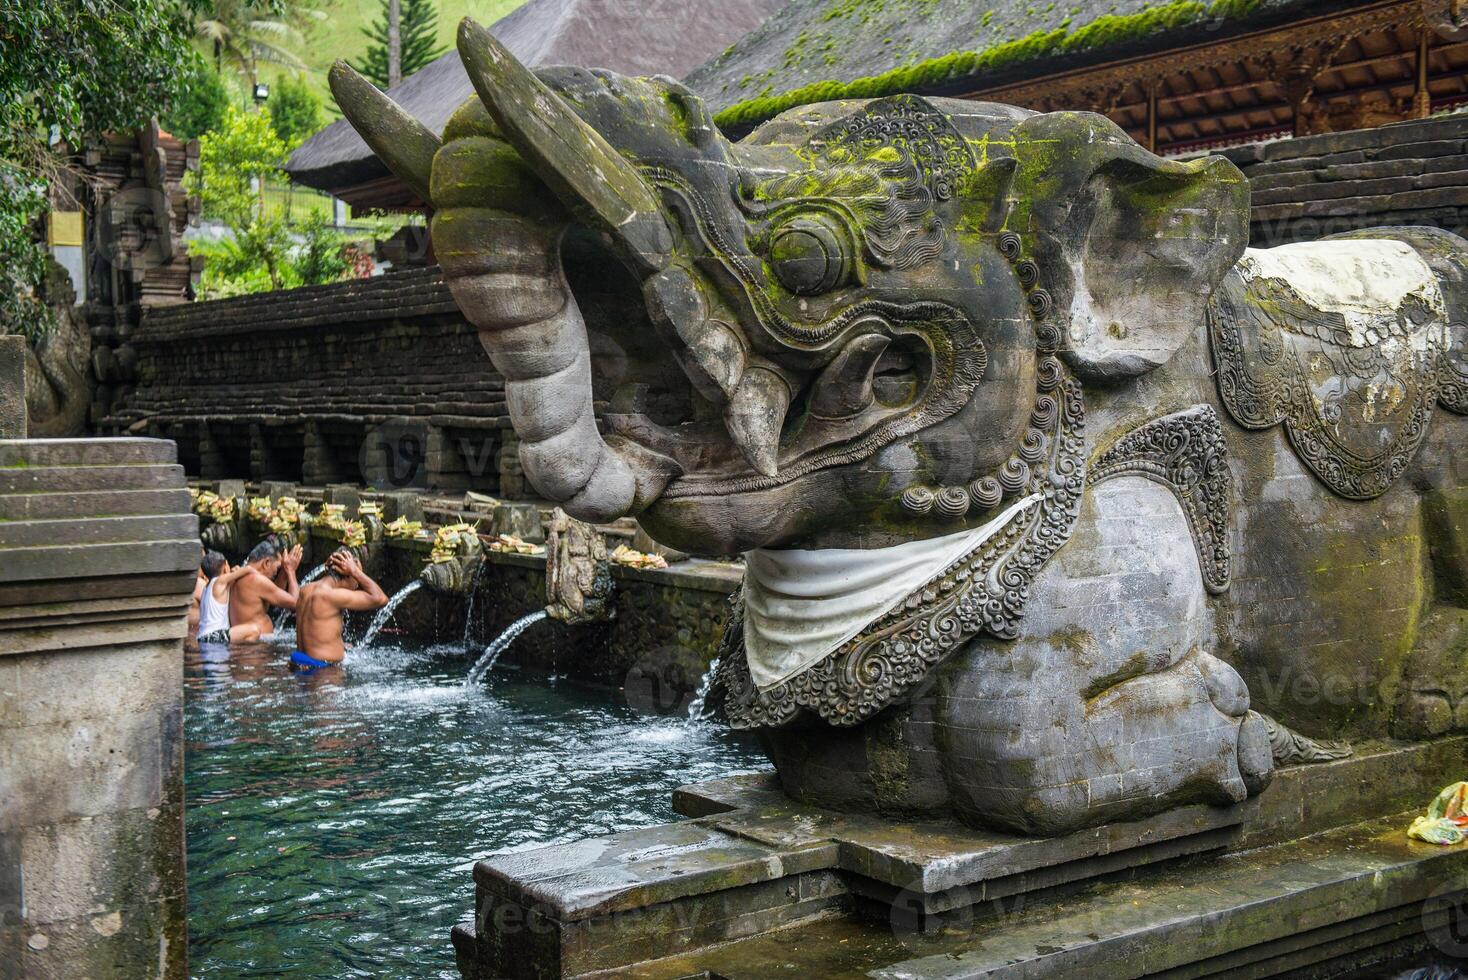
[354,0,444,90]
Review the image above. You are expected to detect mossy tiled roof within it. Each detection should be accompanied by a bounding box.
[687,0,1379,130]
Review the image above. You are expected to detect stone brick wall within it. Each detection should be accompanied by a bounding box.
[106,269,513,493]
[1220,114,1468,246]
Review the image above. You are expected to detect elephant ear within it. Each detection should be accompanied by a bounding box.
[1009,112,1248,383]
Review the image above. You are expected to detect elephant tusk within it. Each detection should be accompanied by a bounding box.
[327,61,440,205]
[455,17,672,275]
[724,367,791,478]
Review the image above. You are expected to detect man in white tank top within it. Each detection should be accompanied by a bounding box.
[197,551,270,645]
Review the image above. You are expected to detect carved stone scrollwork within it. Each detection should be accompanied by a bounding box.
[1091,406,1232,594]
[1208,259,1447,500]
[1440,319,1468,414]
[718,358,1087,729]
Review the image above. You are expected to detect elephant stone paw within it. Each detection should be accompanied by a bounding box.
[1238,710,1274,796]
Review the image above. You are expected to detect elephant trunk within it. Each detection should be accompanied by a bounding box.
[437,209,678,523]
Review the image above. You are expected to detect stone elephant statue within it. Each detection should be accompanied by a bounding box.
[334,20,1468,836]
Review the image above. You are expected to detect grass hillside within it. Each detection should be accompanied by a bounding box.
[267,0,525,115]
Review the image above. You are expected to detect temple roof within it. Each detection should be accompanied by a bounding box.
[286,0,788,202]
[686,0,1387,130]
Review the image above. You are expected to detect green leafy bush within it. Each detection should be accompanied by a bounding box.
[164,53,236,141]
[1,0,200,340]
[268,73,324,149]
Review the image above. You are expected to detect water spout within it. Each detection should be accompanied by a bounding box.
[461,558,488,651]
[359,580,424,649]
[466,610,548,687]
[686,657,720,723]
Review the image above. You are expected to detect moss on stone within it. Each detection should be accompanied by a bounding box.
[715,0,1264,130]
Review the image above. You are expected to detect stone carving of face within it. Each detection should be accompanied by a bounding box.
[333,20,1247,554]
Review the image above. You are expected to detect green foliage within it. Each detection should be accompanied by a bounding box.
[267,73,325,147]
[196,0,318,88]
[0,0,202,341]
[354,0,446,89]
[192,104,290,225]
[293,211,350,284]
[164,52,237,140]
[189,104,302,292]
[0,168,52,341]
[715,0,1265,130]
[191,215,298,297]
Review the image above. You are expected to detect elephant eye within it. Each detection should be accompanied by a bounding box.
[768,214,854,296]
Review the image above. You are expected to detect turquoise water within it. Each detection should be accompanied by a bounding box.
[184,638,769,978]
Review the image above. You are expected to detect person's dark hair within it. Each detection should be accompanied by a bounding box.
[246,537,280,564]
[202,551,228,579]
[327,547,356,581]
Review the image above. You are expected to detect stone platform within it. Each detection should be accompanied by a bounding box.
[452,738,1468,979]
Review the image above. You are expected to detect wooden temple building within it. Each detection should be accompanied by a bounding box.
[691,0,1468,156]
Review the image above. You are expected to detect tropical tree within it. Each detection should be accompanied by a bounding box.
[355,0,444,89]
[1,0,201,340]
[191,104,293,288]
[163,52,237,140]
[195,0,320,90]
[267,73,324,148]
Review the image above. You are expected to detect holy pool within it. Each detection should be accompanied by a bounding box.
[184,637,769,978]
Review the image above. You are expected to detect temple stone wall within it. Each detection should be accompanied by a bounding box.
[104,268,522,494]
[1222,113,1468,246]
[0,437,197,979]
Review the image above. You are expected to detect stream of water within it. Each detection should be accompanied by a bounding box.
[185,638,767,978]
[465,609,547,686]
[358,580,423,648]
[685,655,721,722]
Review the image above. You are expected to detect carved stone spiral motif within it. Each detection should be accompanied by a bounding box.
[718,357,1088,729]
[933,485,970,518]
[1090,405,1233,594]
[900,231,1060,521]
[900,486,936,515]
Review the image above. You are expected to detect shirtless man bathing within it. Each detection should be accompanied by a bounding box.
[229,538,304,641]
[291,548,388,671]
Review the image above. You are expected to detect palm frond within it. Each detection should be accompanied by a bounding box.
[247,39,307,72]
[245,19,304,46]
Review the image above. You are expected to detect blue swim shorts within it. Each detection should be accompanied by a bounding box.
[290,650,336,672]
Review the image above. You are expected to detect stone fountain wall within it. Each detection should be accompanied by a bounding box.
[365,538,739,711]
[101,268,533,496]
[1221,112,1468,246]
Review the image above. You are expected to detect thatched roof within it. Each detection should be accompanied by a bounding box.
[685,0,1383,131]
[288,0,789,199]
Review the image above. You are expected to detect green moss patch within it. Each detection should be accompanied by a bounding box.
[714,0,1263,130]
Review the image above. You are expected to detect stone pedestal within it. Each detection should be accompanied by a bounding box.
[0,437,197,979]
[454,739,1468,979]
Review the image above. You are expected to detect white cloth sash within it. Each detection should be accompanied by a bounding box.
[742,494,1041,690]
